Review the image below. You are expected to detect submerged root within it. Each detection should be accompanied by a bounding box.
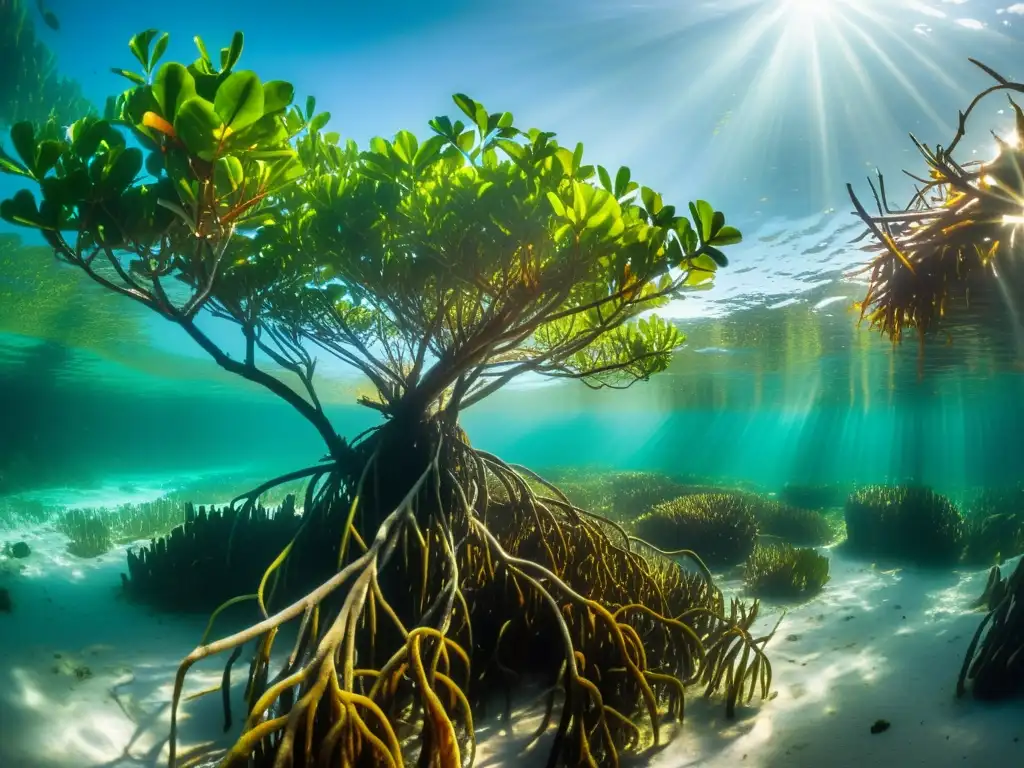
[167,423,777,767]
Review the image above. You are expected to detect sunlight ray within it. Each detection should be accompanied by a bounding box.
[601,0,990,210]
[844,2,972,95]
[806,25,835,201]
[841,17,952,134]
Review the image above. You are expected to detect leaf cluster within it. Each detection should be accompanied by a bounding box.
[0,28,745,428]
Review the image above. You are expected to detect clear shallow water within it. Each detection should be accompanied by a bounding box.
[4,264,1024,496]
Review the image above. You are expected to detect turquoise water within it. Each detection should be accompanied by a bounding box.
[4,267,1023,498]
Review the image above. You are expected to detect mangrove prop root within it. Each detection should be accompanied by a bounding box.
[846,60,1024,344]
[167,426,777,768]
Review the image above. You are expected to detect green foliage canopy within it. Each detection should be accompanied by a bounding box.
[0,28,744,450]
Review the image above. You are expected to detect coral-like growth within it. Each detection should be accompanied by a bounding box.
[107,497,187,543]
[755,499,834,546]
[537,468,727,522]
[962,486,1024,566]
[167,472,309,509]
[844,485,964,565]
[779,483,846,510]
[958,556,1024,700]
[57,509,114,558]
[56,496,189,558]
[744,543,830,599]
[634,493,759,567]
[122,496,307,613]
[608,471,702,520]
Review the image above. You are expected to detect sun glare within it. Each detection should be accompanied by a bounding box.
[781,0,836,21]
[574,0,1001,216]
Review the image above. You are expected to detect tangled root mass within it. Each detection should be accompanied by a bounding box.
[167,420,779,768]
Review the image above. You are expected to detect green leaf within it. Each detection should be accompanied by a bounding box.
[151,33,170,71]
[173,97,221,159]
[429,115,453,139]
[165,150,197,203]
[71,118,123,158]
[104,147,144,194]
[710,225,742,246]
[710,210,725,238]
[597,166,612,193]
[552,147,573,176]
[194,36,213,68]
[305,96,316,121]
[452,94,478,122]
[585,190,618,231]
[704,245,729,267]
[690,199,715,242]
[214,71,265,133]
[0,146,30,177]
[309,111,331,134]
[546,191,566,218]
[263,81,294,115]
[551,222,572,242]
[224,32,244,73]
[129,30,160,73]
[34,140,63,177]
[214,155,244,196]
[122,86,161,128]
[111,68,147,86]
[684,269,714,287]
[413,135,445,169]
[245,149,297,160]
[572,182,591,223]
[231,114,287,147]
[266,155,303,187]
[392,130,418,164]
[641,186,662,215]
[614,166,631,198]
[153,62,197,120]
[10,122,36,170]
[0,189,51,229]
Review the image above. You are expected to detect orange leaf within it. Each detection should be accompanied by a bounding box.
[143,111,177,140]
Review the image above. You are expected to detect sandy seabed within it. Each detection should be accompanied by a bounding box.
[1,522,1023,768]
